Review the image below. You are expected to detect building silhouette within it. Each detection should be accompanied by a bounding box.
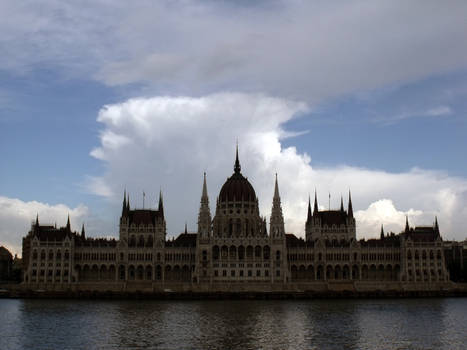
[21,148,456,291]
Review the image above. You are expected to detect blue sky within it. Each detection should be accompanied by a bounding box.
[1,1,466,253]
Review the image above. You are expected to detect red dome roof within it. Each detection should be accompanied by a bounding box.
[218,147,256,202]
[219,172,256,202]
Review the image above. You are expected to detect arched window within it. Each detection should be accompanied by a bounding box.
[33,250,38,260]
[147,236,153,248]
[56,250,61,260]
[238,246,245,260]
[229,219,233,237]
[408,250,412,260]
[138,235,144,247]
[255,246,262,259]
[212,246,220,260]
[64,250,70,260]
[48,250,54,260]
[236,219,241,236]
[263,246,270,260]
[276,250,281,261]
[245,219,249,237]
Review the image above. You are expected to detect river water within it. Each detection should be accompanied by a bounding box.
[1,298,466,350]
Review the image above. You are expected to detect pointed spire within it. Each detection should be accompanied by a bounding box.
[313,190,318,215]
[158,190,164,217]
[405,215,410,232]
[202,172,208,199]
[184,222,187,234]
[35,213,39,227]
[340,195,344,211]
[122,189,127,216]
[273,173,280,199]
[66,214,71,231]
[348,190,353,217]
[198,172,211,237]
[234,143,241,174]
[270,173,284,237]
[380,224,384,240]
[435,216,439,234]
[81,223,86,239]
[307,195,312,222]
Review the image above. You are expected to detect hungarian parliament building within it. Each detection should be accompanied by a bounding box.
[21,149,453,292]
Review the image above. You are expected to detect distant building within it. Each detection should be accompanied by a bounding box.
[20,148,454,291]
[0,246,13,282]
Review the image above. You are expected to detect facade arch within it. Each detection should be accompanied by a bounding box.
[263,246,270,260]
[238,245,245,260]
[307,265,315,280]
[229,245,237,260]
[212,245,220,260]
[343,265,350,279]
[255,245,262,259]
[246,246,254,259]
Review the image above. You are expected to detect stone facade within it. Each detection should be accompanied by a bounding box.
[21,150,452,291]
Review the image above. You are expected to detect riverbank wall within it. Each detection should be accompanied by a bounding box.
[2,281,467,299]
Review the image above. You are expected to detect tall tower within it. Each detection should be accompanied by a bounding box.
[270,174,285,238]
[305,195,313,241]
[198,172,212,238]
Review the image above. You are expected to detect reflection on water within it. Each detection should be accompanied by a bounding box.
[0,298,466,350]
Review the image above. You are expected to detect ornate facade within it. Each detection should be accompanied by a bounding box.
[21,149,452,291]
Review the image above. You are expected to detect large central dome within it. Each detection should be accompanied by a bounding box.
[218,148,256,202]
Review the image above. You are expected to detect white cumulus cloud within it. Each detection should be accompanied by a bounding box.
[0,196,89,255]
[87,93,467,242]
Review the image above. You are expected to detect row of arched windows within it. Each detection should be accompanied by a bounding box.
[32,249,69,261]
[407,249,442,260]
[128,235,155,247]
[211,245,278,260]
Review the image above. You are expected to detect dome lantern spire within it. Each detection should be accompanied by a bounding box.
[234,143,241,174]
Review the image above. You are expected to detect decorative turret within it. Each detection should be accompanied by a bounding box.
[307,195,312,223]
[35,213,39,227]
[158,190,164,217]
[270,173,285,238]
[122,190,128,216]
[66,214,71,232]
[348,191,353,218]
[198,173,212,238]
[313,190,318,215]
[405,215,410,232]
[434,216,439,235]
[81,223,86,239]
[380,224,384,240]
[340,196,344,212]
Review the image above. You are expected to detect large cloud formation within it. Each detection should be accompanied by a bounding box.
[88,93,467,241]
[0,197,88,255]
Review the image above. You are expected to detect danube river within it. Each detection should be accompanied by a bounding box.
[1,298,466,349]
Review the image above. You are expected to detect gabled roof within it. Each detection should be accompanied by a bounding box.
[315,210,349,226]
[32,225,74,241]
[405,226,440,242]
[128,209,163,225]
[166,233,197,247]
